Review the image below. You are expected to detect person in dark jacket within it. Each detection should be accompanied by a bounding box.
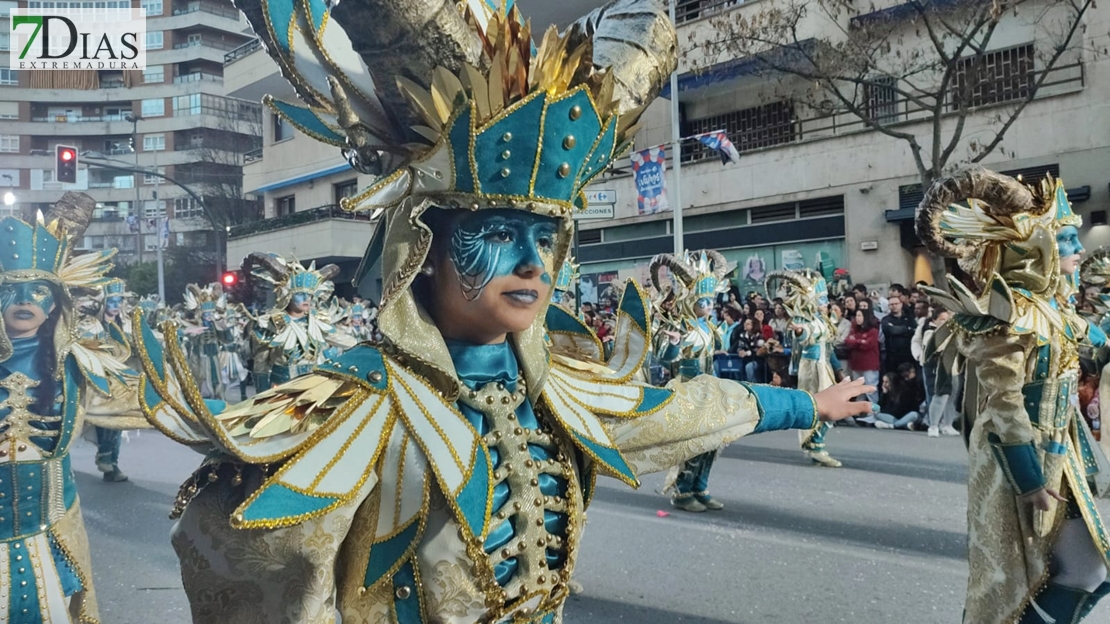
[880,294,917,375]
[874,372,921,429]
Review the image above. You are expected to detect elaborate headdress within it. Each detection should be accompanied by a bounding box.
[765,270,820,319]
[1080,248,1110,316]
[234,0,676,399]
[0,192,115,366]
[183,283,227,317]
[915,167,1074,297]
[245,253,339,310]
[649,249,730,317]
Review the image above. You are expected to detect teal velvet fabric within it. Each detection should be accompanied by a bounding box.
[748,384,818,434]
[445,340,569,586]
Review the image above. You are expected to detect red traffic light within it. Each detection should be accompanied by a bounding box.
[56,145,78,184]
[221,272,238,286]
[60,149,74,161]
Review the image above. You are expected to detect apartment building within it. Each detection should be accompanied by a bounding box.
[0,0,261,264]
[578,0,1110,295]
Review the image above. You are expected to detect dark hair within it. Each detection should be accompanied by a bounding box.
[32,300,62,415]
[929,305,948,321]
[852,283,868,295]
[753,308,766,324]
[723,306,742,323]
[882,372,904,403]
[897,362,916,376]
[889,283,906,296]
[854,308,878,331]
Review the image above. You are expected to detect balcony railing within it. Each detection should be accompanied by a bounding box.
[243,147,263,164]
[173,39,239,52]
[30,114,128,123]
[229,204,374,239]
[676,0,744,24]
[675,60,1084,165]
[174,72,223,84]
[224,39,261,65]
[172,3,240,19]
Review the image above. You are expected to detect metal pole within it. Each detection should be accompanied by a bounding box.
[573,222,581,316]
[669,0,684,255]
[154,149,165,301]
[132,115,143,263]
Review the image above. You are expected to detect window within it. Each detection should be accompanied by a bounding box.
[954,44,1035,109]
[334,180,358,205]
[140,0,162,15]
[0,69,17,86]
[143,200,166,218]
[142,65,164,84]
[141,98,165,117]
[103,107,126,121]
[0,135,18,153]
[143,166,165,184]
[145,31,163,50]
[186,33,202,46]
[103,139,128,154]
[0,102,16,119]
[143,134,166,151]
[273,113,292,142]
[275,195,295,217]
[174,197,204,219]
[175,94,201,116]
[0,33,9,52]
[865,76,899,123]
[684,100,795,162]
[112,175,134,188]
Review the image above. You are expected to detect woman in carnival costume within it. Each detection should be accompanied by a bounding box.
[918,167,1110,624]
[245,253,351,392]
[178,283,234,402]
[0,193,139,622]
[75,278,139,482]
[133,1,875,621]
[766,269,843,467]
[649,250,734,511]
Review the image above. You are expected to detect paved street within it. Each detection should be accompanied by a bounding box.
[70,426,1110,623]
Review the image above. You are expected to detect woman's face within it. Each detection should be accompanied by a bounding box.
[844,297,856,311]
[288,292,312,315]
[855,310,865,326]
[831,303,842,318]
[754,309,765,323]
[105,295,123,317]
[858,299,871,311]
[430,209,558,344]
[881,375,892,392]
[1057,225,1084,276]
[743,318,754,333]
[774,303,785,317]
[1,280,56,338]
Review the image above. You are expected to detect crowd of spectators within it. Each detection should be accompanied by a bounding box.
[576,278,963,438]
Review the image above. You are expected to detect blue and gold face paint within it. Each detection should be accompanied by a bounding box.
[0,280,55,315]
[1057,225,1084,259]
[449,209,558,301]
[105,295,123,315]
[291,292,312,308]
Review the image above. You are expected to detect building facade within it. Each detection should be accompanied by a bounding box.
[0,0,261,265]
[578,0,1110,296]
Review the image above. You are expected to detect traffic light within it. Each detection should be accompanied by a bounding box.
[56,145,78,184]
[221,271,239,287]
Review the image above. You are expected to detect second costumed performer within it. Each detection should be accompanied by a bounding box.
[919,167,1110,624]
[132,0,876,621]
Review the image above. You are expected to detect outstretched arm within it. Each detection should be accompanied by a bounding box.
[605,376,874,476]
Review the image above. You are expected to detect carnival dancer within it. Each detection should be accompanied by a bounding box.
[245,253,352,392]
[650,250,731,511]
[178,283,234,402]
[767,270,842,467]
[76,278,137,482]
[132,1,876,621]
[1076,249,1110,489]
[919,167,1110,624]
[0,193,140,622]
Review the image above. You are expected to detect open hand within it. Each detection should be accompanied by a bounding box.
[1020,487,1067,511]
[814,377,878,422]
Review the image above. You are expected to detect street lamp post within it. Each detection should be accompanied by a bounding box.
[127,114,145,263]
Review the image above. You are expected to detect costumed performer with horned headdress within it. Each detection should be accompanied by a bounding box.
[918,167,1110,624]
[131,0,876,621]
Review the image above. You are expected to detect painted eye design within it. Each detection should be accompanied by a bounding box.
[486,230,513,243]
